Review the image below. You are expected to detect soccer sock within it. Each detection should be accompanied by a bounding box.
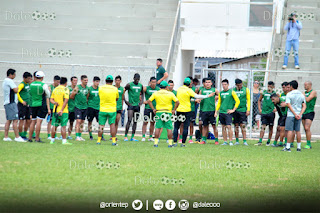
[142,134,145,138]
[243,139,247,143]
[285,137,287,143]
[23,131,27,137]
[259,138,262,143]
[179,135,182,139]
[131,134,135,139]
[273,140,277,145]
[307,140,311,146]
[189,135,192,140]
[112,137,116,143]
[229,141,233,144]
[32,131,36,137]
[125,134,128,138]
[297,143,301,149]
[79,133,82,137]
[215,138,219,142]
[19,132,22,137]
[236,138,239,142]
[202,136,207,142]
[76,133,79,137]
[97,137,101,143]
[154,138,159,145]
[286,142,291,149]
[89,132,93,137]
[267,139,271,143]
[48,134,51,138]
[168,139,173,146]
[149,134,152,138]
[102,134,104,139]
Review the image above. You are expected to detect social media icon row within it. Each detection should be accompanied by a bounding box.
[132,199,189,211]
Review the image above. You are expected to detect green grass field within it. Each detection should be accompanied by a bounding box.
[1,131,320,212]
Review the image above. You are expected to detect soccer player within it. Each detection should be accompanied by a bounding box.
[282,80,306,152]
[156,58,168,85]
[17,72,33,139]
[70,75,89,141]
[256,81,276,146]
[67,76,78,139]
[148,81,179,147]
[214,79,240,146]
[124,73,143,141]
[271,93,287,147]
[273,82,289,147]
[198,78,219,145]
[302,81,317,149]
[168,80,177,109]
[28,71,51,142]
[142,77,160,142]
[47,75,60,140]
[173,77,215,147]
[187,76,197,143]
[196,78,207,142]
[87,76,101,140]
[233,79,250,146]
[114,75,125,137]
[50,77,72,145]
[97,75,119,146]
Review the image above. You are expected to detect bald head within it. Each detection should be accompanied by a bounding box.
[304,81,312,90]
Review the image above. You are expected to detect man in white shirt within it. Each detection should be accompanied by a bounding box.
[282,80,306,152]
[2,69,25,142]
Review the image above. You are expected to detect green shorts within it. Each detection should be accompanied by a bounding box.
[155,112,173,130]
[52,113,69,127]
[99,112,116,126]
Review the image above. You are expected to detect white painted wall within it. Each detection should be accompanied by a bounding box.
[173,49,195,89]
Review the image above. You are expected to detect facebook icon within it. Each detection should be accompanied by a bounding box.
[165,200,176,211]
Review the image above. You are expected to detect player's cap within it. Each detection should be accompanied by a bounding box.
[106,75,113,81]
[184,77,191,84]
[35,71,45,78]
[160,81,168,87]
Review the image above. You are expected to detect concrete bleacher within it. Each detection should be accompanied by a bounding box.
[268,0,320,134]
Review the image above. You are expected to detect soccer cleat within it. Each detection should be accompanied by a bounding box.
[234,142,240,145]
[57,136,62,140]
[148,138,154,142]
[271,144,277,147]
[90,136,93,141]
[188,140,193,144]
[181,144,186,147]
[15,137,26,142]
[173,143,178,147]
[62,141,73,145]
[221,142,228,146]
[290,143,294,148]
[229,142,233,146]
[194,141,199,144]
[21,136,27,140]
[47,137,52,140]
[295,65,300,69]
[27,139,33,143]
[79,137,85,141]
[178,139,182,143]
[141,138,146,142]
[243,142,249,146]
[196,138,200,143]
[76,137,81,141]
[154,144,158,147]
[282,65,287,69]
[168,145,173,148]
[215,141,219,145]
[304,145,312,149]
[112,143,118,146]
[35,139,44,143]
[281,148,291,152]
[101,137,106,141]
[255,142,262,146]
[96,142,101,145]
[130,138,139,142]
[67,136,73,140]
[297,148,301,152]
[124,137,128,141]
[199,141,206,144]
[266,142,270,146]
[3,137,12,141]
[50,141,55,144]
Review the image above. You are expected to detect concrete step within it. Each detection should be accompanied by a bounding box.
[273,55,313,63]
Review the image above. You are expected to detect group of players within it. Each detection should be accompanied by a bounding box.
[3,61,317,150]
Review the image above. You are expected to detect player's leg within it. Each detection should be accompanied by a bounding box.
[179,124,184,142]
[295,119,302,151]
[234,123,240,144]
[141,120,148,141]
[227,125,233,145]
[61,113,71,144]
[24,108,31,139]
[78,109,87,141]
[35,119,43,141]
[47,108,53,139]
[303,118,313,149]
[87,108,93,140]
[240,123,247,145]
[212,124,219,144]
[68,112,75,139]
[148,110,155,141]
[173,114,181,146]
[97,112,107,144]
[181,113,191,145]
[130,108,140,141]
[283,117,294,151]
[200,112,209,144]
[221,125,227,144]
[274,126,281,146]
[188,112,195,143]
[124,109,134,141]
[257,113,268,145]
[108,112,117,145]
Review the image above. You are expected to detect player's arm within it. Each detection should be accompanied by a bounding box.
[123,83,131,106]
[157,69,168,84]
[228,91,240,114]
[139,86,144,106]
[147,94,156,113]
[17,83,26,105]
[215,89,219,102]
[246,88,251,116]
[43,84,51,115]
[116,89,119,102]
[143,86,147,104]
[86,88,90,102]
[121,89,125,109]
[214,93,221,117]
[70,86,78,99]
[258,92,263,114]
[195,87,200,94]
[305,90,317,102]
[195,90,202,103]
[172,95,179,114]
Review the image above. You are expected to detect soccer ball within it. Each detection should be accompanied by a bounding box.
[114,162,120,169]
[178,178,185,185]
[160,113,166,121]
[105,162,113,169]
[171,178,178,185]
[96,160,104,169]
[49,13,56,20]
[161,176,170,185]
[48,48,56,57]
[65,50,72,58]
[178,114,186,122]
[57,50,65,57]
[163,113,171,122]
[171,114,178,122]
[226,160,235,169]
[42,12,49,20]
[243,162,251,169]
[235,162,243,169]
[32,11,41,20]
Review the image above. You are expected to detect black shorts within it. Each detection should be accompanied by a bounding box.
[75,107,87,120]
[302,112,315,121]
[117,110,122,114]
[190,111,196,122]
[261,112,275,126]
[31,106,47,120]
[233,111,247,124]
[128,105,140,112]
[199,111,216,126]
[278,116,286,127]
[69,111,75,122]
[18,103,31,120]
[219,113,233,126]
[87,107,99,122]
[143,108,155,122]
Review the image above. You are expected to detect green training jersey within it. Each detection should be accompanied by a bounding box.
[30,81,45,107]
[145,85,160,109]
[200,87,216,112]
[276,96,287,116]
[191,86,196,112]
[88,86,100,110]
[262,90,275,114]
[19,81,30,105]
[304,90,317,114]
[171,90,177,110]
[68,86,76,112]
[75,84,89,110]
[280,92,286,99]
[49,84,57,109]
[219,89,235,114]
[156,66,166,81]
[116,86,124,111]
[234,87,248,112]
[128,82,143,106]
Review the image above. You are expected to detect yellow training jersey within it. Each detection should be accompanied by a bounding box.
[149,89,178,113]
[99,84,119,112]
[51,85,69,113]
[176,85,196,112]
